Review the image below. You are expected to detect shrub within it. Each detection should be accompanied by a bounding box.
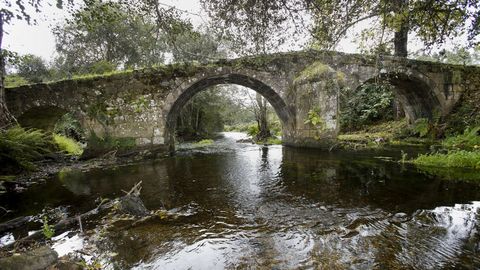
[340,83,394,131]
[0,126,52,171]
[53,134,83,156]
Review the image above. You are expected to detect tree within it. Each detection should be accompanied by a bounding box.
[53,0,168,74]
[201,0,480,57]
[15,54,49,83]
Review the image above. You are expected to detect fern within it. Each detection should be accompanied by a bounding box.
[0,126,52,170]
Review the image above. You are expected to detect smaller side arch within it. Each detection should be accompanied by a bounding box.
[359,69,442,122]
[17,106,68,131]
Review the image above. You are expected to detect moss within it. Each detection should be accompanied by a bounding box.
[53,134,83,156]
[294,61,332,84]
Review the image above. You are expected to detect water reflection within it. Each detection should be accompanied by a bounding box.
[1,132,479,269]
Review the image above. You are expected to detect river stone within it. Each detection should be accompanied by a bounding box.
[0,246,58,270]
[117,195,149,216]
[391,212,408,223]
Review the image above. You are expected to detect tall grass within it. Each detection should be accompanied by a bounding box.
[0,126,52,170]
[412,150,480,169]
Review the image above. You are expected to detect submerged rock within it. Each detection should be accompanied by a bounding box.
[117,195,149,216]
[0,246,58,270]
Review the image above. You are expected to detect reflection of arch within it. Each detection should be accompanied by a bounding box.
[360,70,441,122]
[163,73,293,149]
[17,106,68,131]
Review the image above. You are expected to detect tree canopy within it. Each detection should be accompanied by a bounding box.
[201,0,480,56]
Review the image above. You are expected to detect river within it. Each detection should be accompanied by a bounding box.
[1,132,480,269]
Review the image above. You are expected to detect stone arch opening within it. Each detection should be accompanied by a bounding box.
[17,106,68,131]
[360,71,442,123]
[164,73,293,150]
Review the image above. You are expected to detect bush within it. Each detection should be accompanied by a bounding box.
[340,83,394,131]
[0,126,52,171]
[53,134,83,156]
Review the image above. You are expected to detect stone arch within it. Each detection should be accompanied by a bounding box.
[359,69,442,122]
[17,106,68,131]
[163,73,293,150]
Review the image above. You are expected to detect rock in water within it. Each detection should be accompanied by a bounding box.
[117,195,149,216]
[0,246,58,270]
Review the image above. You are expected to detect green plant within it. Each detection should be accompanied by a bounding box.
[412,118,430,137]
[53,134,83,156]
[42,216,55,239]
[339,83,394,131]
[412,150,480,169]
[304,108,325,128]
[0,126,52,171]
[442,126,480,150]
[247,124,259,137]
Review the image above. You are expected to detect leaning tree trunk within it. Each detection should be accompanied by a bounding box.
[393,0,409,57]
[0,13,16,129]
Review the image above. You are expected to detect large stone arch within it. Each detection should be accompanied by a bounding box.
[358,68,442,122]
[162,73,294,150]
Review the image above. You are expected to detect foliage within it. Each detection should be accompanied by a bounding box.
[412,118,430,138]
[42,216,55,239]
[0,126,51,171]
[15,54,49,83]
[51,0,169,75]
[201,0,480,55]
[53,113,84,141]
[171,29,227,62]
[246,123,259,137]
[340,83,394,131]
[53,134,83,156]
[412,150,480,169]
[442,127,480,150]
[304,108,325,128]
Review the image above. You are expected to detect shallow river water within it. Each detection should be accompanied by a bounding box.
[1,132,480,269]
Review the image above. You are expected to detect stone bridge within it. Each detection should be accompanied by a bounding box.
[5,50,479,154]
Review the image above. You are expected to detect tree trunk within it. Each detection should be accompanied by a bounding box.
[393,0,409,57]
[255,93,270,140]
[0,13,16,129]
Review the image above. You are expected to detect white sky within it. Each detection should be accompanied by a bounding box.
[3,0,466,62]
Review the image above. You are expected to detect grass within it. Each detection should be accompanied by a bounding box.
[412,150,480,169]
[4,75,30,88]
[53,134,83,156]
